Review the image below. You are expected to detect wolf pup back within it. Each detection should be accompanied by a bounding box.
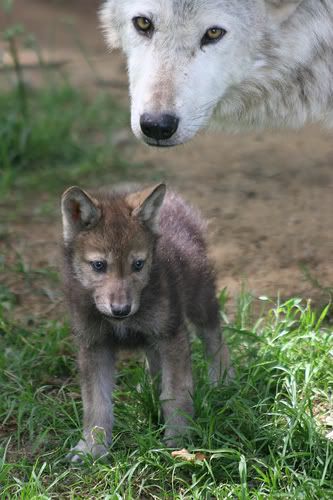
[61,183,233,461]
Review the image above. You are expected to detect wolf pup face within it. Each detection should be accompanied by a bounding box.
[100,0,302,146]
[61,184,166,320]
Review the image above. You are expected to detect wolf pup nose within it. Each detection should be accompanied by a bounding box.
[110,303,131,318]
[61,183,233,461]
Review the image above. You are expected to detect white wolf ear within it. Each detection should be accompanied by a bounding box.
[265,0,303,24]
[99,0,121,49]
[61,187,101,243]
[127,183,166,232]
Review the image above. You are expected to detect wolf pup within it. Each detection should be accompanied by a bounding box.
[61,183,233,461]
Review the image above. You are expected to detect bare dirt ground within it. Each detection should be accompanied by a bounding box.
[1,0,333,321]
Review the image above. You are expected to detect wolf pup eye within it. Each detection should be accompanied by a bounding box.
[132,16,154,36]
[132,259,145,272]
[201,27,227,47]
[90,260,107,273]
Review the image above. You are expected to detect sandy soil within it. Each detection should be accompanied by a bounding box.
[1,0,333,319]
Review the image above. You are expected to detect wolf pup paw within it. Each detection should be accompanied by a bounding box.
[67,439,109,463]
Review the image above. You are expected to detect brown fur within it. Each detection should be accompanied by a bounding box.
[61,183,233,461]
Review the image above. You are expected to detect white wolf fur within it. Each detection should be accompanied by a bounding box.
[100,0,333,146]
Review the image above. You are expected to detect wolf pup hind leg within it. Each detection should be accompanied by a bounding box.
[61,183,232,459]
[186,275,234,385]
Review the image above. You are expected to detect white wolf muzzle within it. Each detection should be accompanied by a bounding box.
[101,0,306,146]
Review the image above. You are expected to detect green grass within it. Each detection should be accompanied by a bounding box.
[0,83,130,196]
[0,295,332,498]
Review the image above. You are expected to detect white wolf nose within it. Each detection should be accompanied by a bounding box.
[140,113,179,140]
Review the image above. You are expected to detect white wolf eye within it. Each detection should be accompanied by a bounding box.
[132,16,154,37]
[201,27,227,47]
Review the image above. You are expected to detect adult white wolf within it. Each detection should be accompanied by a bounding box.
[100,0,333,147]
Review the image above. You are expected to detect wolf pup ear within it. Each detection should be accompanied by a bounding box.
[61,187,101,243]
[127,183,166,232]
[99,0,121,49]
[265,0,302,24]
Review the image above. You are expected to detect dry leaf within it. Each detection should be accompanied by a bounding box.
[171,448,207,462]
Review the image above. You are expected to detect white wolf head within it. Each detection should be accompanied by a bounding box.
[100,0,302,146]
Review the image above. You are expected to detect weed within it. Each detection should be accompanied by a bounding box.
[0,84,130,195]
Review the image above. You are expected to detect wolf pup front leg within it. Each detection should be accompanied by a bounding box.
[69,342,115,462]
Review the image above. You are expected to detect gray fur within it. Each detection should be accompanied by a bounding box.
[61,184,233,460]
[100,0,333,145]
